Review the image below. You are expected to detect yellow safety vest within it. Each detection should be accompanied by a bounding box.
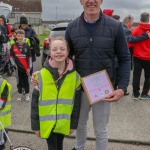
[0,78,12,129]
[38,68,81,138]
[9,38,31,48]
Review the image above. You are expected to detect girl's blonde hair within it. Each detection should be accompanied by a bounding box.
[50,36,70,51]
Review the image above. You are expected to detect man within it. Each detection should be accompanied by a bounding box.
[122,15,150,70]
[131,12,150,100]
[65,0,130,150]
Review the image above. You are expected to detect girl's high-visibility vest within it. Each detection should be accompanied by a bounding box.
[0,78,11,129]
[38,68,80,138]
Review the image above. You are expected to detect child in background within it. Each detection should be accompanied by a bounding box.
[0,75,12,149]
[31,36,81,150]
[10,29,32,101]
[10,25,30,48]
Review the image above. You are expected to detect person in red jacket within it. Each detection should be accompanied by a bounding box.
[103,9,114,17]
[131,12,150,100]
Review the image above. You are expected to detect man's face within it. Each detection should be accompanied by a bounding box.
[80,0,102,16]
[128,19,133,29]
[20,24,27,30]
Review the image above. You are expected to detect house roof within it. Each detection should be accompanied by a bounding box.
[0,0,42,12]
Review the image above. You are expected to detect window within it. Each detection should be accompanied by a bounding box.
[10,13,15,18]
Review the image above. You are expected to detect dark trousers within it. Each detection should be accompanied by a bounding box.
[129,47,133,70]
[133,57,150,96]
[17,69,29,94]
[46,132,65,150]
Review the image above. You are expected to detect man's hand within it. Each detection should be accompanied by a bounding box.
[31,71,40,86]
[35,131,40,137]
[146,31,150,38]
[102,89,124,102]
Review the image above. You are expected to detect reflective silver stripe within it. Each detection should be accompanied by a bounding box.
[0,110,11,116]
[40,114,70,121]
[39,99,73,106]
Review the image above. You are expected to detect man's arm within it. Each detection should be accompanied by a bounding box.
[115,23,131,90]
[125,29,149,43]
[104,23,131,102]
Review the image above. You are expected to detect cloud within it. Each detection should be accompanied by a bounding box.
[42,0,150,22]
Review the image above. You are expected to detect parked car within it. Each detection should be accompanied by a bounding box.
[41,22,68,66]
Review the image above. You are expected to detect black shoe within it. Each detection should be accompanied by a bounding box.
[124,92,129,96]
[124,89,129,96]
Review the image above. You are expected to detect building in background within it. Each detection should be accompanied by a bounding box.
[0,0,42,25]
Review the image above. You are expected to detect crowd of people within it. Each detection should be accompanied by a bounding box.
[0,0,150,149]
[0,14,40,149]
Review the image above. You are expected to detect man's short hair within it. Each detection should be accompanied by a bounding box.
[140,12,149,22]
[123,15,133,24]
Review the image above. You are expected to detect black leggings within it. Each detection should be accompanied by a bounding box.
[46,132,65,150]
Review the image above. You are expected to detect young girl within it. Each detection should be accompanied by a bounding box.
[31,36,81,150]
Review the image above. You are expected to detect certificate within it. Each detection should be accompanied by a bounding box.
[81,70,114,104]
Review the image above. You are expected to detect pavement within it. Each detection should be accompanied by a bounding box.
[2,56,150,150]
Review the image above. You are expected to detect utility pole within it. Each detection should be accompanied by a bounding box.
[56,6,57,24]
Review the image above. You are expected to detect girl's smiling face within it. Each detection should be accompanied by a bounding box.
[50,39,69,64]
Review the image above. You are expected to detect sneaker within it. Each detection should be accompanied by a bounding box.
[124,91,129,96]
[132,94,139,100]
[17,94,22,101]
[25,94,30,101]
[139,95,150,100]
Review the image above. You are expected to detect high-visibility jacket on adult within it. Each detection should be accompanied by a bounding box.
[0,77,11,129]
[37,67,81,138]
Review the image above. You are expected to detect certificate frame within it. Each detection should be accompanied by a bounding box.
[81,70,114,105]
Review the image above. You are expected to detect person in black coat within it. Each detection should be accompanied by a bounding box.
[19,14,40,76]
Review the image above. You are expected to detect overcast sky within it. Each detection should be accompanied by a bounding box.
[42,0,150,22]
